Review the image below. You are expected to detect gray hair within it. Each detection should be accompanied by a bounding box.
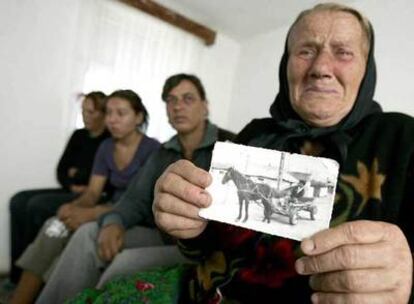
[287,2,372,57]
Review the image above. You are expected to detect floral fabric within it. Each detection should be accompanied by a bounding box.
[66,265,188,304]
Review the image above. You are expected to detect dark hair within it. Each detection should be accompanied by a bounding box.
[83,91,106,113]
[161,73,206,102]
[106,89,149,131]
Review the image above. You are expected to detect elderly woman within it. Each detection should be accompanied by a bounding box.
[154,3,413,304]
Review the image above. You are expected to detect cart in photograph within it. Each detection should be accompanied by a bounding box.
[272,196,317,225]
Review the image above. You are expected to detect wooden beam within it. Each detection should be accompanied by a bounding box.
[118,0,216,46]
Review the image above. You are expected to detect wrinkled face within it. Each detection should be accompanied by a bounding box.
[105,97,143,139]
[287,11,367,127]
[82,98,105,133]
[165,80,208,135]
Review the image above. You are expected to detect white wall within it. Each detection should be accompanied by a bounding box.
[198,34,240,132]
[228,28,287,131]
[230,0,414,132]
[354,0,414,114]
[0,0,84,271]
[0,0,240,272]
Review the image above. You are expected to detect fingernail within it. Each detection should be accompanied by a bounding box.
[295,258,305,274]
[204,173,213,186]
[308,275,315,289]
[302,238,315,253]
[311,293,319,303]
[199,191,211,207]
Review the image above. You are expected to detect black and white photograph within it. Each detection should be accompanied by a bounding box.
[200,142,339,240]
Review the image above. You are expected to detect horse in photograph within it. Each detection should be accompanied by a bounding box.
[221,167,290,223]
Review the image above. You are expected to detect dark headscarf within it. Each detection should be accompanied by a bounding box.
[268,21,381,163]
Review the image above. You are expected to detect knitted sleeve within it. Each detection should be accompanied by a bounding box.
[398,154,414,303]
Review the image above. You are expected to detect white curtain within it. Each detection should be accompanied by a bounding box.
[74,0,206,141]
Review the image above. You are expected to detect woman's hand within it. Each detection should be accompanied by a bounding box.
[153,160,212,239]
[97,224,126,262]
[295,220,413,303]
[57,203,73,220]
[57,203,93,231]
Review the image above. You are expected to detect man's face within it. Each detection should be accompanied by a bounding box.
[287,10,367,127]
[165,80,207,135]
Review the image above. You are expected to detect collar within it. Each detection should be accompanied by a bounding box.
[163,120,218,152]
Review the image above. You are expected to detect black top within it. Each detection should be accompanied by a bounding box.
[56,128,110,190]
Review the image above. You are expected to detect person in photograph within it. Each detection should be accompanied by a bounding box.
[153,3,414,303]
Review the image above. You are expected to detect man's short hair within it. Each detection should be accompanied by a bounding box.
[161,73,206,102]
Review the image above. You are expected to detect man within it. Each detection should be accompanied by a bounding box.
[290,180,306,200]
[153,4,413,303]
[36,74,235,303]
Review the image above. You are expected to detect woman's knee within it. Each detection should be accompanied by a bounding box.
[72,222,99,244]
[37,218,60,238]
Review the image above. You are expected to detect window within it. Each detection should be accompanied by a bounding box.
[74,0,205,141]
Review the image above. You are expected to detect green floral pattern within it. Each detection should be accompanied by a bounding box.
[66,265,188,304]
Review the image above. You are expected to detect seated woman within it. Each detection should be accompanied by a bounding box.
[8,91,109,286]
[10,89,161,304]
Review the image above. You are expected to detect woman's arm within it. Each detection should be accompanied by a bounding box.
[57,174,110,230]
[60,204,113,231]
[57,174,106,220]
[72,174,107,207]
[57,130,80,189]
